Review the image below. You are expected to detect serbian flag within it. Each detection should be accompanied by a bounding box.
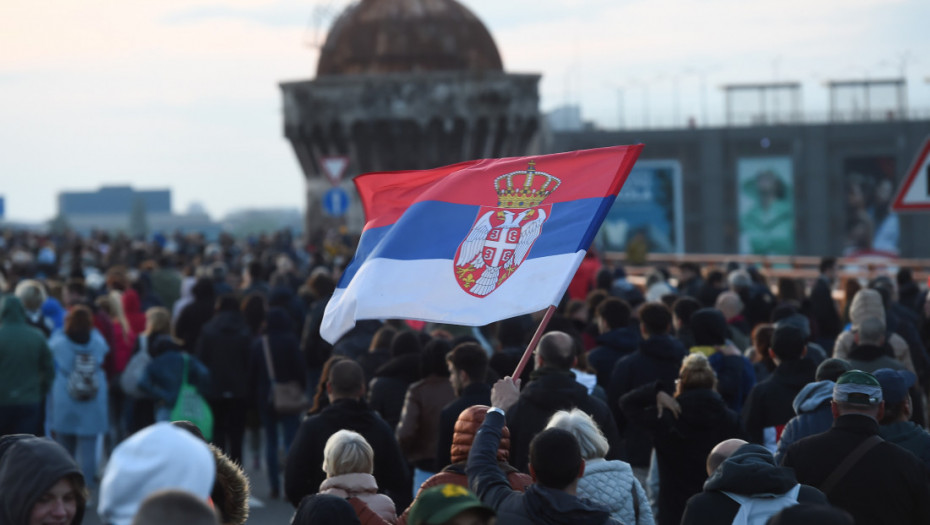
[320,145,643,343]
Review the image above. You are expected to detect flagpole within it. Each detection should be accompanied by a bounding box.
[512,305,557,380]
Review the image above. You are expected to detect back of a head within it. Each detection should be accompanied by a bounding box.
[673,296,701,326]
[816,358,851,382]
[727,270,752,291]
[328,360,365,398]
[595,297,631,330]
[536,331,575,370]
[529,428,583,490]
[856,316,886,346]
[390,330,422,358]
[14,279,45,311]
[496,317,526,348]
[715,291,744,318]
[131,490,218,525]
[292,494,361,525]
[770,325,805,361]
[545,409,608,461]
[446,342,488,381]
[639,302,672,336]
[323,430,374,477]
[421,338,453,377]
[705,438,748,475]
[819,257,837,275]
[99,423,216,525]
[678,353,717,392]
[144,307,171,337]
[690,308,728,346]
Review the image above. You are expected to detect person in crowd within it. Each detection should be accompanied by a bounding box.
[150,255,183,311]
[688,308,756,412]
[845,316,906,372]
[546,408,654,525]
[98,422,216,525]
[746,324,776,383]
[299,270,336,390]
[568,249,602,302]
[308,355,348,416]
[587,297,638,388]
[728,269,775,329]
[285,360,410,509]
[0,436,88,525]
[781,370,930,524]
[607,301,688,468]
[131,490,219,525]
[671,296,701,349]
[681,441,826,525]
[358,326,397,384]
[619,353,743,525]
[406,484,496,525]
[0,295,54,436]
[175,277,216,351]
[435,342,492,474]
[139,336,211,422]
[122,307,172,433]
[505,331,622,472]
[291,494,362,525]
[774,358,851,464]
[488,316,531,384]
[368,330,424,430]
[396,338,456,491]
[769,307,828,366]
[196,295,253,465]
[677,262,704,300]
[14,279,55,337]
[319,430,397,523]
[874,368,930,469]
[716,291,752,350]
[609,265,646,307]
[97,290,137,379]
[48,305,109,490]
[467,377,622,524]
[742,324,817,452]
[869,276,929,384]
[248,307,306,499]
[241,260,270,298]
[120,285,147,337]
[696,269,726,308]
[833,289,915,373]
[810,257,842,345]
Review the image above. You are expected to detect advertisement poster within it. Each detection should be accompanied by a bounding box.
[597,160,683,254]
[844,156,898,257]
[737,157,795,255]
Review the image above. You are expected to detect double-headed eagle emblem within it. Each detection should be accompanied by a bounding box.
[454,161,561,297]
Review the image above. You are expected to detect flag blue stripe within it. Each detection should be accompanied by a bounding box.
[337,197,612,288]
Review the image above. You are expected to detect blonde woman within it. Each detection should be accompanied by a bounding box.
[546,409,654,525]
[122,307,173,432]
[619,354,742,525]
[319,430,396,524]
[95,291,136,375]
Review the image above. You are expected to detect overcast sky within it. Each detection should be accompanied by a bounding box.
[2,0,928,222]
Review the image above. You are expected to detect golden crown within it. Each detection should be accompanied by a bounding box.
[494,161,561,209]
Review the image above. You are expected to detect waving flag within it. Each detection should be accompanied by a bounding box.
[321,145,643,343]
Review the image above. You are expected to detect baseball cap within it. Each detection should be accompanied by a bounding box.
[873,368,917,405]
[833,370,883,406]
[407,484,494,525]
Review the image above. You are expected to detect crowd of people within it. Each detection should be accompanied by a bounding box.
[1,227,930,525]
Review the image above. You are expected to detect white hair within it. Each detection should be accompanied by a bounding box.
[545,409,609,460]
[322,430,374,477]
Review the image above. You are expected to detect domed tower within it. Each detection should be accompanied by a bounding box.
[280,0,541,238]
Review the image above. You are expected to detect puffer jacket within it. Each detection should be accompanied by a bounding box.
[774,380,835,465]
[577,458,655,525]
[833,289,915,373]
[319,473,396,522]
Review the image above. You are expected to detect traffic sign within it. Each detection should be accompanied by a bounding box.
[323,187,350,217]
[320,156,349,186]
[892,136,930,212]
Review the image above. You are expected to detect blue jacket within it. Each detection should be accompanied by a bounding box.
[774,380,834,464]
[466,410,621,525]
[48,330,109,435]
[140,351,210,407]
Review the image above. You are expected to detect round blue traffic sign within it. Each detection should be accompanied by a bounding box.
[323,187,350,217]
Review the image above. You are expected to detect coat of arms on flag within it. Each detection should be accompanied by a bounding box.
[453,161,560,296]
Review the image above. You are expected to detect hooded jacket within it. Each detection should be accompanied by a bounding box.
[368,353,421,430]
[197,310,253,399]
[681,444,826,525]
[741,358,817,451]
[506,368,622,472]
[0,296,54,405]
[210,443,250,525]
[588,326,640,388]
[48,328,110,435]
[879,421,930,471]
[774,380,835,464]
[467,410,622,525]
[833,289,915,373]
[0,437,85,525]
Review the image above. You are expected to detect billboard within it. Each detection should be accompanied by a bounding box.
[844,156,898,257]
[596,160,684,254]
[737,157,795,255]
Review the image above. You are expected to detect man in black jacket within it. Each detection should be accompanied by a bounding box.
[435,342,491,471]
[466,377,621,525]
[741,324,816,451]
[587,298,638,389]
[506,331,622,472]
[681,441,826,524]
[284,360,410,509]
[781,370,930,524]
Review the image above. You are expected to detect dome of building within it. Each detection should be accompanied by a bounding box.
[316,0,503,76]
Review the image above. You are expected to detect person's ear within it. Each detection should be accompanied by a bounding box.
[831,401,840,419]
[877,401,885,421]
[768,348,777,361]
[577,459,585,480]
[326,382,333,395]
[528,464,537,482]
[801,346,807,358]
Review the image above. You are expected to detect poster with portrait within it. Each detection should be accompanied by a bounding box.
[596,160,683,254]
[844,156,898,257]
[737,157,795,255]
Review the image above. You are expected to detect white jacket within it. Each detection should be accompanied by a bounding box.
[576,458,655,525]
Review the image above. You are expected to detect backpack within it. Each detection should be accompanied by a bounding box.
[722,484,801,525]
[67,352,99,401]
[120,335,152,398]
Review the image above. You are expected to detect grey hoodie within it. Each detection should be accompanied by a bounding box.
[774,381,835,465]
